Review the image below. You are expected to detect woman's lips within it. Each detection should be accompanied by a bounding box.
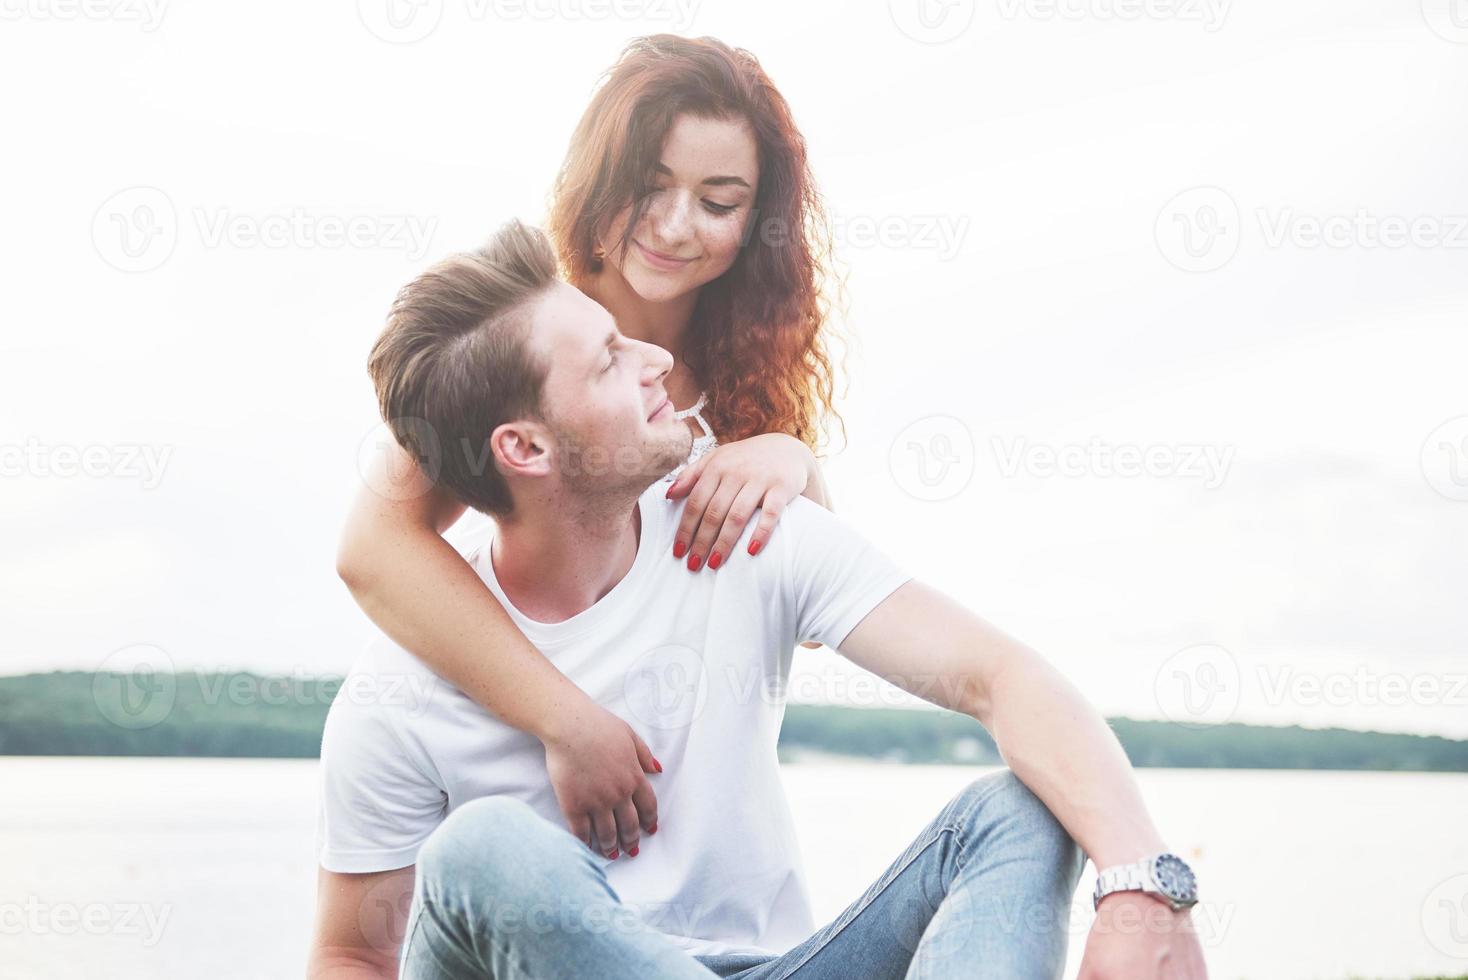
[633,239,695,272]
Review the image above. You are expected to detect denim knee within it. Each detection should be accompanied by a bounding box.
[416,795,573,900]
[952,770,1084,882]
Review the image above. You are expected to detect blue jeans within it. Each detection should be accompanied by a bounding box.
[401,769,1085,979]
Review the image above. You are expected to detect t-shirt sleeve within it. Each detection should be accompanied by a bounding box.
[316,684,447,874]
[780,498,913,649]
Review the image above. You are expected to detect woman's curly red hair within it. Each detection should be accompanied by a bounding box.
[548,34,841,452]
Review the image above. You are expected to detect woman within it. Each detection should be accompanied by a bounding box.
[338,34,841,863]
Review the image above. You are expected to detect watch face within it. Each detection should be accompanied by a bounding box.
[1152,853,1198,904]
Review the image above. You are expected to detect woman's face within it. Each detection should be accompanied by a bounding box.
[603,113,760,305]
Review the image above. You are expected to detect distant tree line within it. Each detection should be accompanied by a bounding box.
[2,671,1466,772]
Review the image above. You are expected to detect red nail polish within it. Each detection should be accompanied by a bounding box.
[748,538,762,556]
[672,540,687,559]
[688,553,703,571]
[648,822,657,835]
[708,551,722,570]
[628,845,639,857]
[654,757,663,772]
[608,849,619,859]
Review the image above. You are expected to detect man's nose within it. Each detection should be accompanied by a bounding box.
[641,342,674,381]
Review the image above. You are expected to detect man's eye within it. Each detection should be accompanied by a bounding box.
[703,201,737,215]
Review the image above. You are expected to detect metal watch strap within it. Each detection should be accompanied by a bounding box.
[1093,858,1151,909]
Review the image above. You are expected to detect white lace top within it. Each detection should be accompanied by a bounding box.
[661,392,718,482]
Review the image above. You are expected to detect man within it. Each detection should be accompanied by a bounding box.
[308,221,1207,979]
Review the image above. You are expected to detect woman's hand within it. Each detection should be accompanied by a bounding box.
[664,433,814,572]
[540,701,663,860]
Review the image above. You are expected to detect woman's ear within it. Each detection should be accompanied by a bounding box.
[491,420,552,479]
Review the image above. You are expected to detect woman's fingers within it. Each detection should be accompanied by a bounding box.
[707,483,766,568]
[687,480,740,570]
[673,471,723,568]
[613,799,642,857]
[745,490,787,557]
[590,810,620,858]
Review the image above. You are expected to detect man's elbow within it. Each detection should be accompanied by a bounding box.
[307,944,399,980]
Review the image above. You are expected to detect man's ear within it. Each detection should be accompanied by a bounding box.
[491,420,553,479]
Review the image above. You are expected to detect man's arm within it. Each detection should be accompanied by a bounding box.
[307,866,415,980]
[838,579,1163,867]
[836,579,1207,978]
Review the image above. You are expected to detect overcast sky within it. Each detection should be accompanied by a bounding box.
[3,0,1466,737]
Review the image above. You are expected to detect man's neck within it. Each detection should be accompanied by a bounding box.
[489,490,644,624]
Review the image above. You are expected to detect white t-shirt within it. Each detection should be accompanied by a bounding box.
[317,483,911,958]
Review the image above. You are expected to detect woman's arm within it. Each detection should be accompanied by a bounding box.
[337,443,663,859]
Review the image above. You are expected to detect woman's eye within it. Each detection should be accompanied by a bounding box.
[703,201,738,215]
[602,352,617,373]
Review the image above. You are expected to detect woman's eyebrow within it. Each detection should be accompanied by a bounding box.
[654,162,751,190]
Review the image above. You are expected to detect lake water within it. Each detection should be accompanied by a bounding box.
[1,758,1465,979]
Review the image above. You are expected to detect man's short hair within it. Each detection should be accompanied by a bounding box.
[367,220,559,516]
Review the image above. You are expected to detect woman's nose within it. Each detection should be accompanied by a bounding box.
[646,190,695,246]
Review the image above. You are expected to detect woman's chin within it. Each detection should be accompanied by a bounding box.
[625,268,698,305]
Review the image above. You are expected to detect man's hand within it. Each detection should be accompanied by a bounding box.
[1076,892,1208,980]
[540,703,661,859]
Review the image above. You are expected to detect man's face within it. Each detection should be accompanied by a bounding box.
[528,281,692,494]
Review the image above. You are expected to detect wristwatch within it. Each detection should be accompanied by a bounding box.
[1092,852,1198,911]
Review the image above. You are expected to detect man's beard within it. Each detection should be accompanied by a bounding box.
[551,421,692,500]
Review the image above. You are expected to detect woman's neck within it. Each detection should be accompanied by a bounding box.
[582,265,701,385]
